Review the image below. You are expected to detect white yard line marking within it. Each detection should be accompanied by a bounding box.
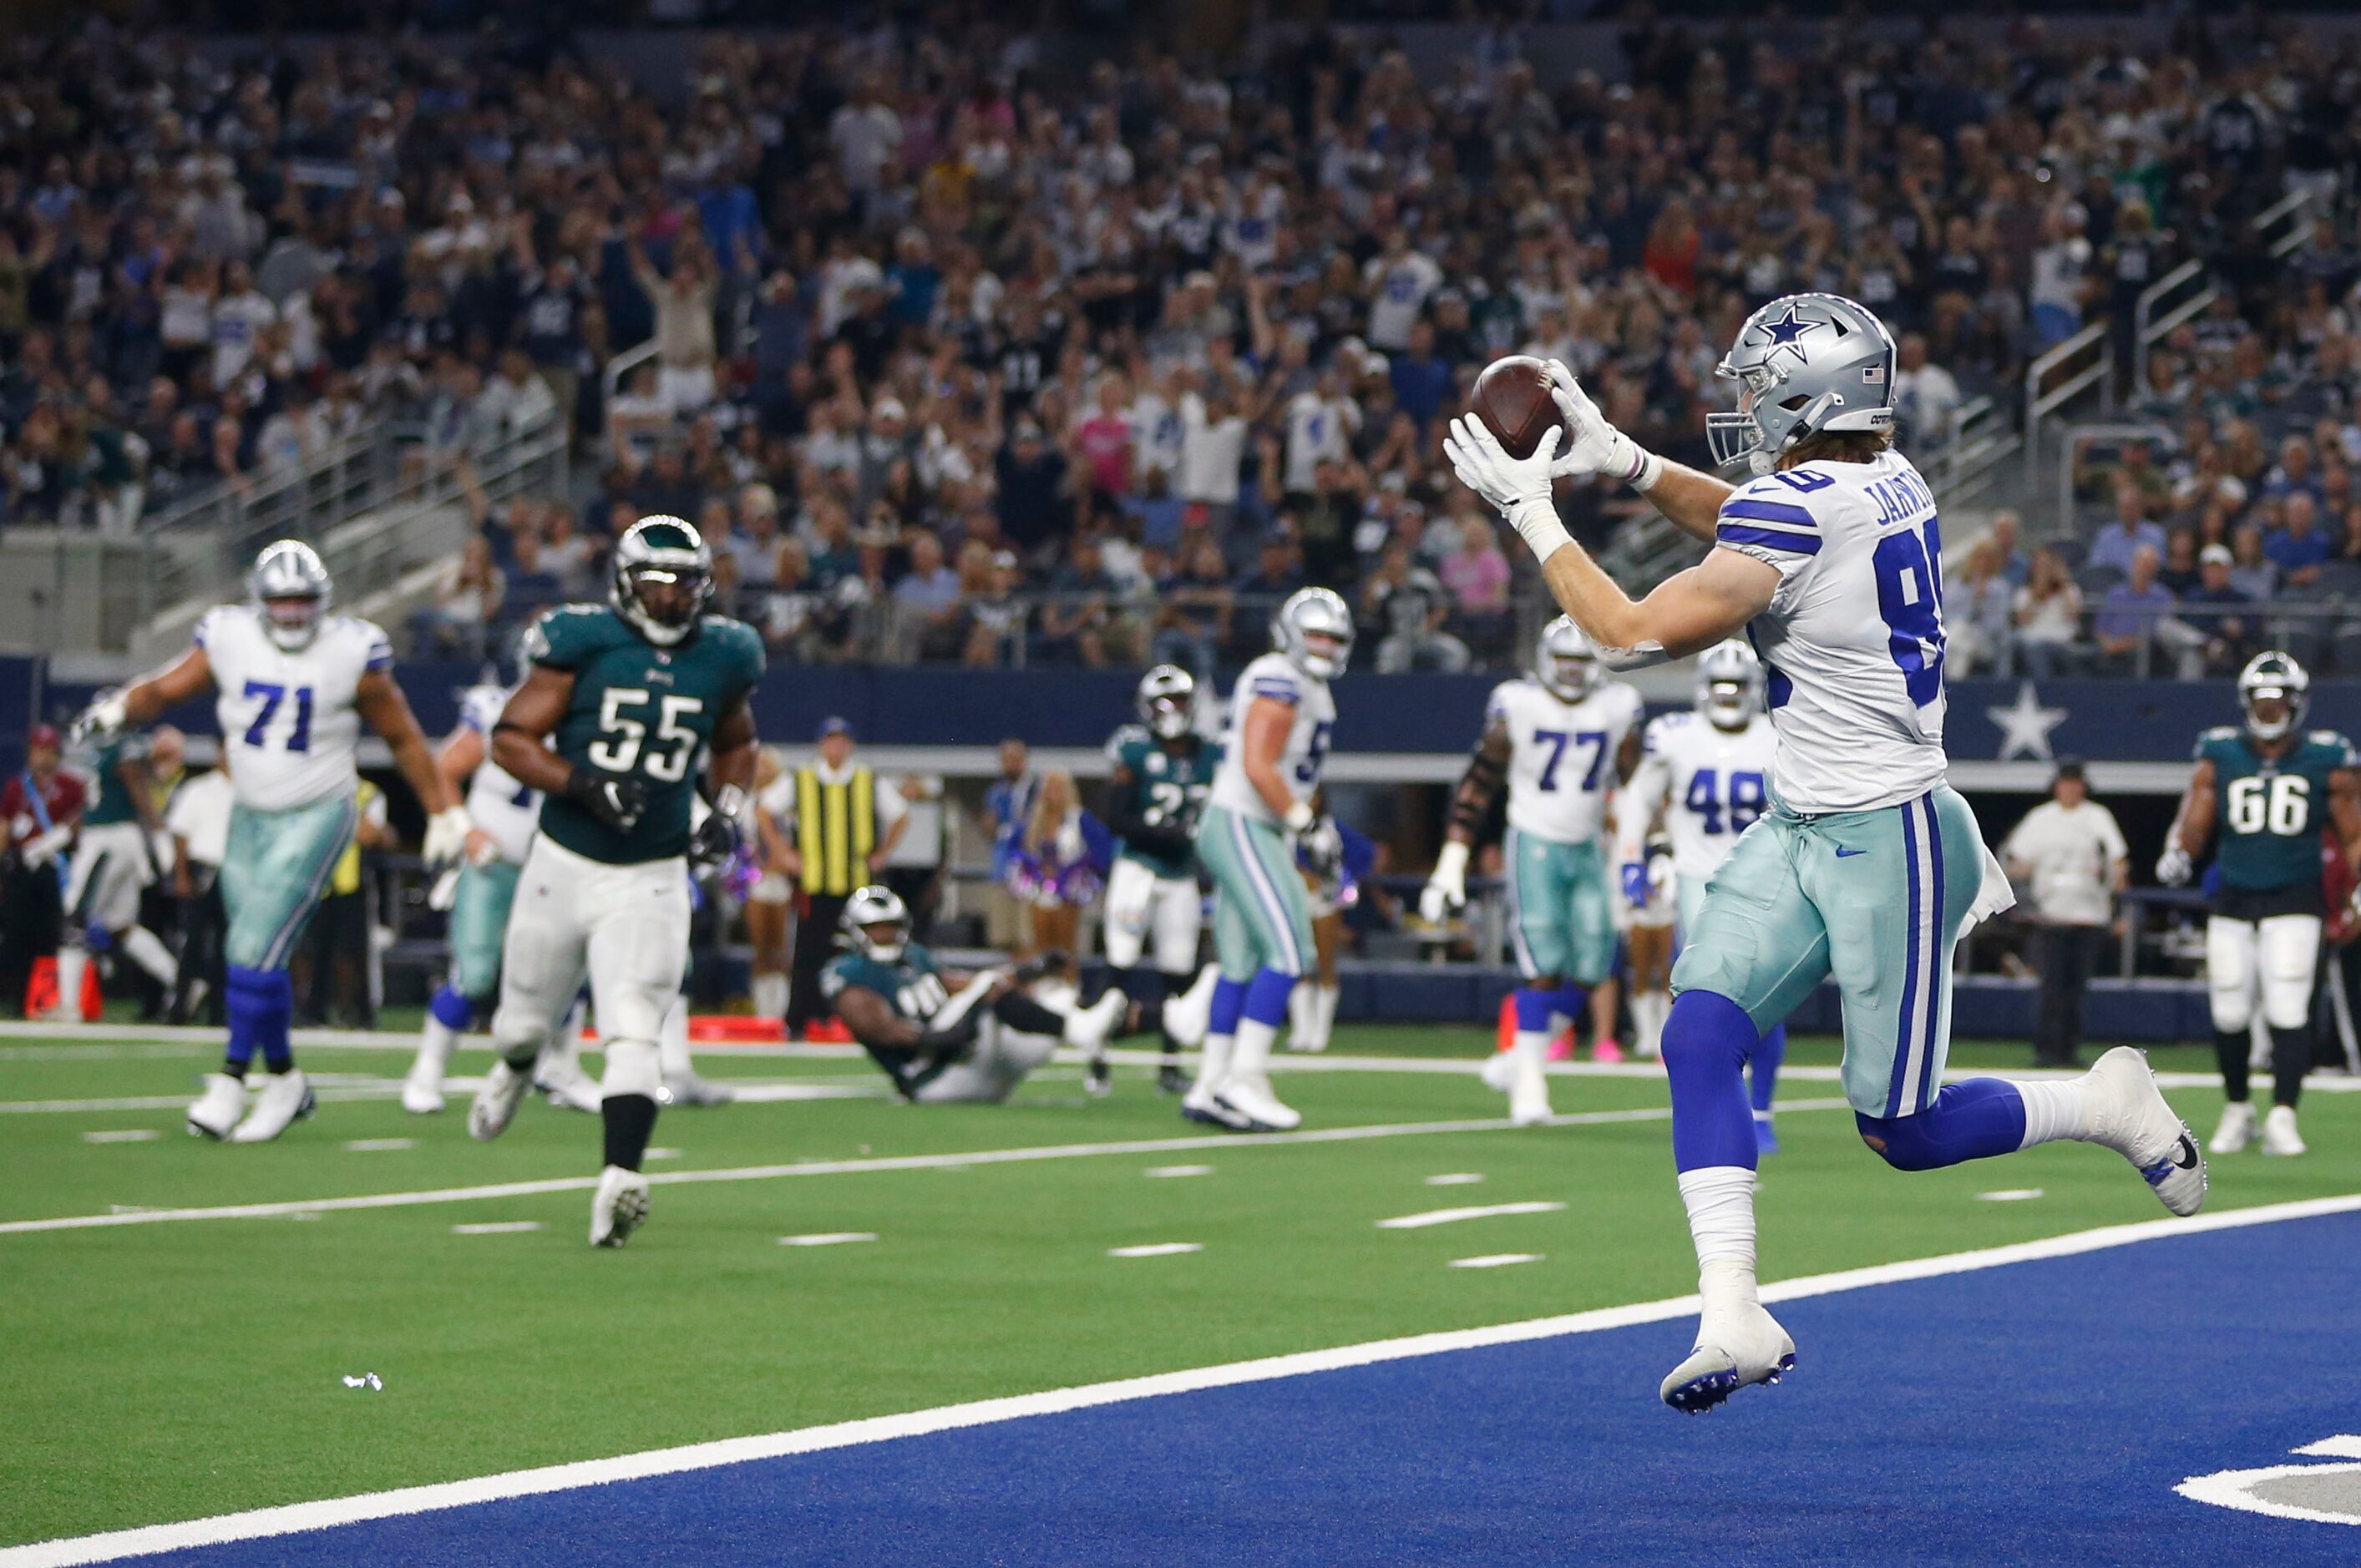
[2296,1436,2361,1459]
[1107,1242,1202,1258]
[2176,1454,2361,1527]
[344,1139,416,1153]
[13,1193,2359,1568]
[1377,1201,1566,1231]
[79,1130,158,1144]
[644,1149,683,1161]
[449,1222,540,1236]
[1424,1173,1484,1186]
[1143,1165,1212,1178]
[1977,1189,2044,1201]
[0,1079,873,1116]
[777,1232,878,1247]
[0,1100,1854,1238]
[1449,1253,1541,1269]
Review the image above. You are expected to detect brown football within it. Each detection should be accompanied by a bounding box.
[1470,355,1564,461]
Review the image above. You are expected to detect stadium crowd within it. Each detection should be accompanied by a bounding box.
[1,12,2358,671]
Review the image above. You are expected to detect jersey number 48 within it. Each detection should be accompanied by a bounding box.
[588,689,703,781]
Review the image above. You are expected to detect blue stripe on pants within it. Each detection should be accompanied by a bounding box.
[1888,798,1924,1120]
[1922,795,1948,1113]
[1228,809,1304,974]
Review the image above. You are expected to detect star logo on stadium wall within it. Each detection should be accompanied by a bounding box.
[1988,681,2069,761]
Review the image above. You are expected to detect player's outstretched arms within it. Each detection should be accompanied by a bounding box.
[1545,361,1731,543]
[1537,538,1778,672]
[72,646,213,746]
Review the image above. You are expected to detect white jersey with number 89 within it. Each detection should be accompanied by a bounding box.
[1208,652,1334,826]
[1487,677,1644,846]
[1710,450,1948,813]
[196,605,388,812]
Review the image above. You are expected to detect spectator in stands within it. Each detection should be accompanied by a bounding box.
[1040,534,1126,668]
[2228,524,2278,602]
[1438,512,1512,616]
[2089,487,2167,576]
[1152,539,1234,675]
[2014,545,2085,680]
[416,536,504,658]
[1893,333,1962,448]
[1949,536,2017,677]
[2158,529,2202,597]
[1989,512,2030,586]
[2094,545,2176,674]
[2267,492,2333,589]
[1365,539,1468,675]
[891,532,965,663]
[2172,544,2254,677]
[962,549,1027,668]
[1177,376,1249,542]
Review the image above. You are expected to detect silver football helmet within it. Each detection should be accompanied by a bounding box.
[840,885,912,963]
[2238,650,2309,743]
[1695,640,1765,730]
[611,515,716,646]
[1136,664,1198,740]
[248,539,333,651]
[1535,615,1599,701]
[1706,292,1898,475]
[1272,586,1354,680]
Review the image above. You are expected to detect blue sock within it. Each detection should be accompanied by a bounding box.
[1856,1079,2029,1171]
[428,983,475,1032]
[1662,989,1759,1171]
[1243,968,1294,1028]
[1555,981,1588,1026]
[1208,976,1247,1039]
[1512,986,1558,1034]
[1750,1024,1786,1115]
[226,964,294,1074]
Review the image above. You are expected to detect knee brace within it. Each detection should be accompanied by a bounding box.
[600,1037,661,1100]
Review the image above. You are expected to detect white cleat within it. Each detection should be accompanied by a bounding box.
[229,1070,315,1143]
[656,1071,729,1109]
[2210,1101,2256,1155]
[187,1073,248,1140]
[1214,1069,1300,1133]
[1661,1298,1796,1414]
[590,1165,650,1247]
[1161,965,1221,1050]
[2083,1046,2206,1216]
[538,1068,608,1112]
[1180,1080,1250,1130]
[1061,989,1128,1055]
[2262,1105,2307,1157]
[401,1064,446,1115]
[1508,1053,1552,1126]
[1479,1051,1516,1095]
[469,1059,533,1142]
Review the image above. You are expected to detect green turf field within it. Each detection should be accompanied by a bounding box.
[6,1022,2356,1550]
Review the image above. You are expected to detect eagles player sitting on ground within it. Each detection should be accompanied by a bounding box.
[56,724,184,1019]
[1421,615,1643,1125]
[1100,665,1217,1097]
[1187,587,1353,1134]
[402,675,600,1116]
[465,517,763,1248]
[73,540,469,1142]
[1617,640,1785,1151]
[1449,292,2205,1413]
[2158,650,2361,1158]
[827,885,1132,1103]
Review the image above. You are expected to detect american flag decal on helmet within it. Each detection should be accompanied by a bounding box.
[1862,365,1886,384]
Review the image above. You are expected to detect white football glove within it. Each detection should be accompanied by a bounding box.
[1282,799,1317,837]
[1545,360,1663,490]
[2156,842,2193,888]
[1420,840,1470,926]
[422,807,474,869]
[1444,415,1573,564]
[69,689,129,750]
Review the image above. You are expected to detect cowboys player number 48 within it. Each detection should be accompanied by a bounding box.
[2159,650,2361,1160]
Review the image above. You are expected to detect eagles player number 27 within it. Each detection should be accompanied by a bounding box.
[2227,774,2308,836]
[1143,779,1198,827]
[588,689,704,781]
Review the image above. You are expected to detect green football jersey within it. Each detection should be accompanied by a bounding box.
[523,604,766,865]
[2199,725,2357,893]
[820,942,950,1024]
[82,736,151,828]
[1105,725,1218,880]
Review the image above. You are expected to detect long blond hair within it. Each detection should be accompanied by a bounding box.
[1024,769,1076,859]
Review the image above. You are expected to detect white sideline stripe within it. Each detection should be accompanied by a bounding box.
[1377,1201,1566,1230]
[0,1080,876,1115]
[1142,1166,1211,1178]
[1424,1173,1484,1186]
[342,1139,415,1153]
[777,1232,877,1247]
[0,1100,1852,1238]
[1976,1189,2044,1202]
[1449,1253,1542,1269]
[449,1222,540,1236]
[1107,1242,1201,1258]
[13,1192,2361,1568]
[80,1130,158,1144]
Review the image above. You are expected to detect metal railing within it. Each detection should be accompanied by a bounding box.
[2130,258,2212,395]
[2054,422,2176,542]
[2253,188,2318,260]
[2022,323,2112,476]
[1923,395,2020,510]
[601,339,661,437]
[1962,594,2361,683]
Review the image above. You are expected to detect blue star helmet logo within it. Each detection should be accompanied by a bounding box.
[1756,304,1823,363]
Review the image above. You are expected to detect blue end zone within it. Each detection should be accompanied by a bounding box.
[129,1213,2361,1566]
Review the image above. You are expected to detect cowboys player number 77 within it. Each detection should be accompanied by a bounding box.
[1448,291,2207,1413]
